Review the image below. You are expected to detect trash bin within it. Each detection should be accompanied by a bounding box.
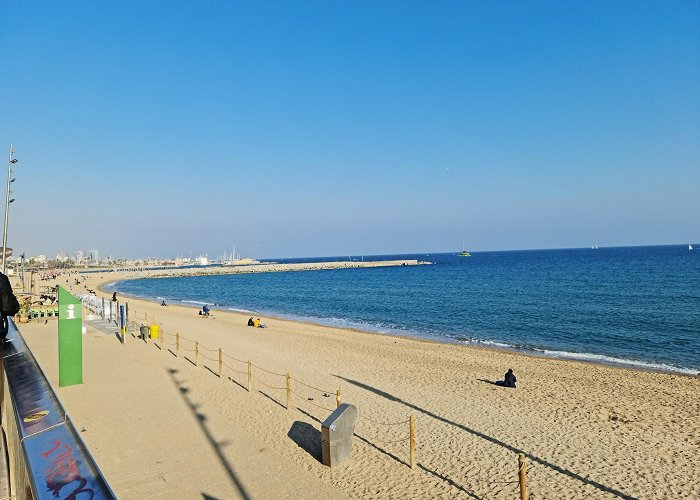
[150,324,159,339]
[321,403,358,466]
[140,325,149,340]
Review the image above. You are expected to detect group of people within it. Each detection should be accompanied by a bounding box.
[247,317,266,328]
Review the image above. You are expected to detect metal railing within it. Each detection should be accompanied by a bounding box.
[0,318,115,499]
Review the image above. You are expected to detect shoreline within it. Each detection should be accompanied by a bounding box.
[99,276,700,378]
[21,268,700,498]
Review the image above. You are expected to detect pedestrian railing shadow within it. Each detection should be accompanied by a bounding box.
[167,368,252,500]
[333,374,637,500]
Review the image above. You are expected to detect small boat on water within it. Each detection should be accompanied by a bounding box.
[690,244,694,251]
[458,241,471,257]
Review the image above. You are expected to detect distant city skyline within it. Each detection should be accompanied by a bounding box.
[1,1,698,259]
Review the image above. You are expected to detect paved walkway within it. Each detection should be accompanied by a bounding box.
[19,319,345,500]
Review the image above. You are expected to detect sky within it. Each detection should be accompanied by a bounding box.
[1,1,698,260]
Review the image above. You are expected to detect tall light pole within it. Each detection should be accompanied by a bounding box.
[2,144,18,274]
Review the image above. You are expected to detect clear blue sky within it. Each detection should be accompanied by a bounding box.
[1,1,698,259]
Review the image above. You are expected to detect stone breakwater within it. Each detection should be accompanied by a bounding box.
[115,260,430,280]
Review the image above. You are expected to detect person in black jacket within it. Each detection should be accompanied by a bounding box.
[495,368,517,388]
[0,271,20,340]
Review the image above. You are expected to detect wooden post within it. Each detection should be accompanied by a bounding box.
[518,453,527,500]
[247,360,252,392]
[195,341,199,366]
[409,416,416,469]
[286,373,291,410]
[176,333,180,357]
[336,389,341,408]
[218,348,223,378]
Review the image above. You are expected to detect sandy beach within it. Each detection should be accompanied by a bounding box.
[17,269,700,499]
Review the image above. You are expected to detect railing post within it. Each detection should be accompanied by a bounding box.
[409,415,416,469]
[195,341,199,366]
[518,453,527,500]
[176,333,180,357]
[218,348,223,378]
[286,373,291,409]
[247,360,252,392]
[336,389,341,408]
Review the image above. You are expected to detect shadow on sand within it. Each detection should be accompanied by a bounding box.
[167,368,252,500]
[334,374,637,500]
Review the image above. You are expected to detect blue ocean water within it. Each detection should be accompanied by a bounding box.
[108,245,700,374]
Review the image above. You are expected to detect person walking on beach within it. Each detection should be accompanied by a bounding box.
[0,271,20,341]
[495,368,517,388]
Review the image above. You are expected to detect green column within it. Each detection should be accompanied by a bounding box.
[58,285,82,387]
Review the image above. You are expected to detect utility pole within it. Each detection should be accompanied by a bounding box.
[2,144,18,274]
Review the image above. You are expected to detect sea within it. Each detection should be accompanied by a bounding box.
[106,245,700,375]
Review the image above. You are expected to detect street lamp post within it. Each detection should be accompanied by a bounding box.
[2,144,18,274]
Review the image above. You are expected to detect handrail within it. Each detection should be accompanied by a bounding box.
[0,318,116,499]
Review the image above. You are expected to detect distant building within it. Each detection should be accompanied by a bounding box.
[74,250,84,263]
[89,249,99,263]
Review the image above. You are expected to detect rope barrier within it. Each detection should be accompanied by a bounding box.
[378,436,411,444]
[179,336,196,344]
[290,389,336,412]
[199,353,220,363]
[250,375,286,391]
[358,415,411,426]
[222,352,247,364]
[221,361,248,375]
[199,344,219,352]
[289,377,335,395]
[250,362,286,377]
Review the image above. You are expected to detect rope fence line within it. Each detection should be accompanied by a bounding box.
[358,415,411,426]
[290,389,337,412]
[78,301,545,495]
[221,361,248,376]
[199,344,219,352]
[104,304,421,471]
[199,352,220,363]
[250,375,287,391]
[250,363,286,377]
[290,377,336,395]
[222,352,247,364]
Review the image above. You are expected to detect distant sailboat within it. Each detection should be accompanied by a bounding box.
[458,241,471,257]
[690,244,694,251]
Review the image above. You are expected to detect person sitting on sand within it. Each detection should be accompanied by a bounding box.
[247,317,254,327]
[495,368,517,388]
[202,304,210,317]
[112,292,117,301]
[161,300,167,306]
[254,318,266,329]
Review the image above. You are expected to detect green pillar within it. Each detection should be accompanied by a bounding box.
[58,285,82,386]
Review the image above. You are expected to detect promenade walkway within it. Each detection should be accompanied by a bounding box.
[20,319,346,499]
